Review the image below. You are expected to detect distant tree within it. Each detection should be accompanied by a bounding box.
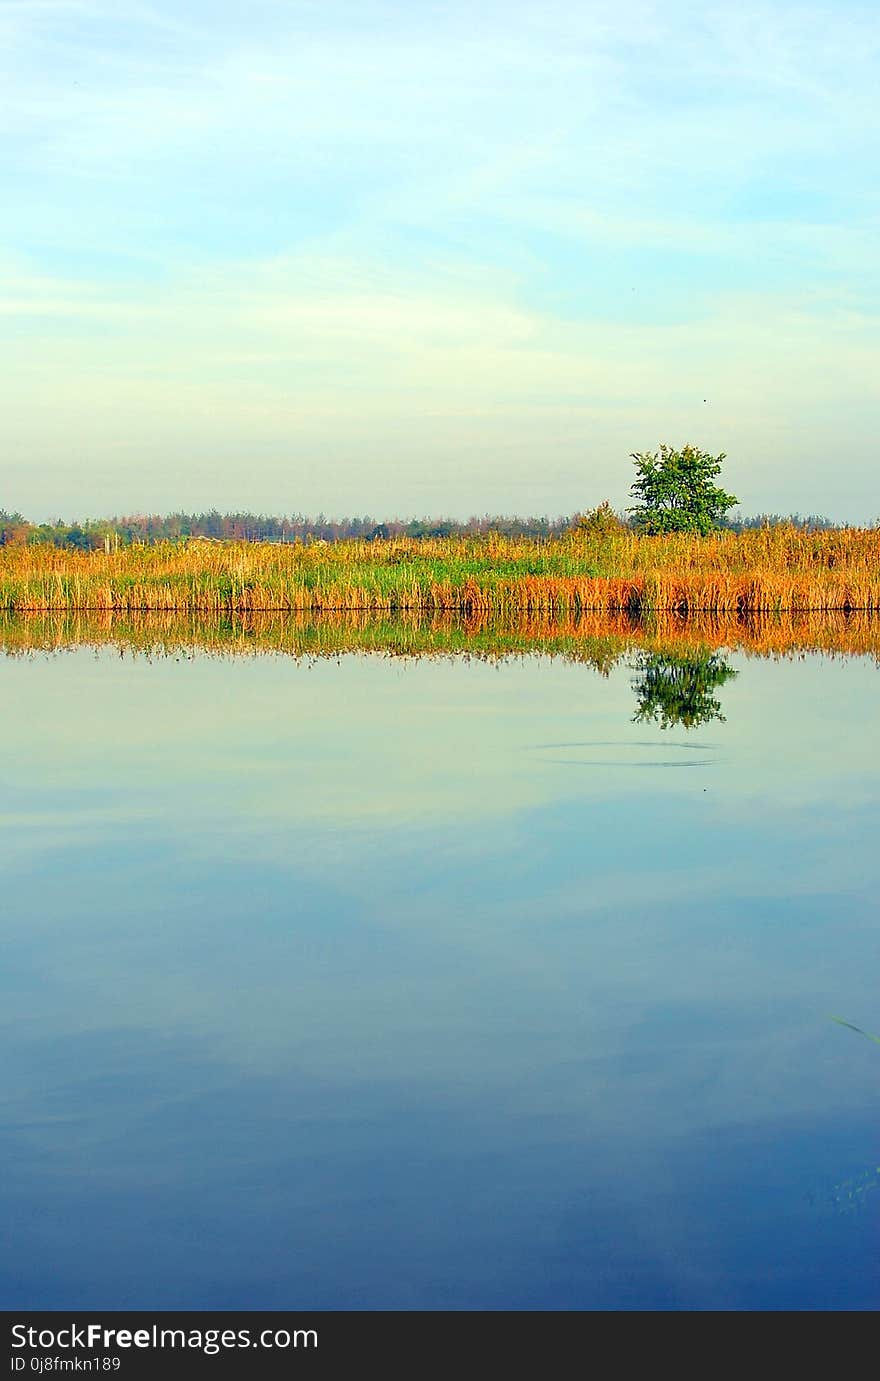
[48,524,95,551]
[628,443,738,535]
[0,510,29,545]
[575,500,627,536]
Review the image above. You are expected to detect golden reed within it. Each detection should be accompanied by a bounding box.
[1,526,878,613]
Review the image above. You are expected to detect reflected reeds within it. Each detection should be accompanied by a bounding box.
[2,606,878,666]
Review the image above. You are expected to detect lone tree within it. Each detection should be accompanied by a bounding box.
[628,443,738,535]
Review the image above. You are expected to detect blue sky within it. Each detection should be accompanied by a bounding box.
[2,1,878,520]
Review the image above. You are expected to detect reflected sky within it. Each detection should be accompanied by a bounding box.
[1,648,878,1308]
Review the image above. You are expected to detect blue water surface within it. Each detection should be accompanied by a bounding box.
[1,646,878,1309]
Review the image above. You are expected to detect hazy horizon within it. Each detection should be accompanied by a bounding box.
[3,2,878,523]
[1,501,852,530]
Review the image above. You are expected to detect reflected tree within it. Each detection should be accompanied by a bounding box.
[631,650,737,729]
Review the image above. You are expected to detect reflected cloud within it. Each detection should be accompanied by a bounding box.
[1,620,879,1308]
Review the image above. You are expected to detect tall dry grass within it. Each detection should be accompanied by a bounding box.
[0,525,878,613]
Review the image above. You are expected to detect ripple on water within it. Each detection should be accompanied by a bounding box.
[526,739,721,768]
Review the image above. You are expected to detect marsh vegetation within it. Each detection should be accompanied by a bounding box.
[0,525,878,616]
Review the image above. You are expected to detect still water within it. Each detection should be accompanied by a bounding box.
[1,640,878,1309]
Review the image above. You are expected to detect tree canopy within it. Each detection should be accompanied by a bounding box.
[628,444,738,535]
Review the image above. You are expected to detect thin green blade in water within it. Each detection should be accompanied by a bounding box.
[829,1015,880,1046]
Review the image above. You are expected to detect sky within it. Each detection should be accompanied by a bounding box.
[2,0,878,522]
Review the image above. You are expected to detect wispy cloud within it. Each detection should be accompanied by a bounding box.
[1,2,878,517]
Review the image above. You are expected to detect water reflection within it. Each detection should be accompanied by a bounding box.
[1,610,877,743]
[1,614,879,1309]
[631,651,738,730]
[1,607,878,665]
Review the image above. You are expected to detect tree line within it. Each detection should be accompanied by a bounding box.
[0,504,839,551]
[0,509,581,550]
